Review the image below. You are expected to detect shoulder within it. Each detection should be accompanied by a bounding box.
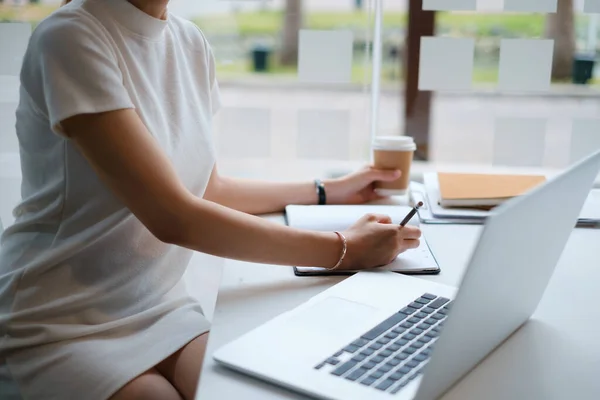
[167,14,212,57]
[30,2,111,55]
[20,2,121,103]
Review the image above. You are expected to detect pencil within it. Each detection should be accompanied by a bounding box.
[400,201,423,227]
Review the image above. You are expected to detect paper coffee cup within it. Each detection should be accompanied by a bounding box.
[372,136,416,196]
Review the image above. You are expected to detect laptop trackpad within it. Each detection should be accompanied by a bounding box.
[285,296,378,340]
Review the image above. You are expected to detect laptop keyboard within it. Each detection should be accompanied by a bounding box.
[314,293,452,395]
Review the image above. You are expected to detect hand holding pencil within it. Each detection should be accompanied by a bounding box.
[336,206,422,271]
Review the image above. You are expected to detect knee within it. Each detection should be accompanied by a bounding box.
[110,369,181,400]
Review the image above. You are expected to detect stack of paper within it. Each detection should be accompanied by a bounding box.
[410,173,600,227]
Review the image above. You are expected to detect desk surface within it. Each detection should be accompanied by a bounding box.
[195,213,600,400]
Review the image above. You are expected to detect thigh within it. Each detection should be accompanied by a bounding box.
[155,332,210,400]
[109,368,183,400]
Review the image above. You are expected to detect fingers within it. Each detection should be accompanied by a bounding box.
[399,225,421,240]
[364,213,393,224]
[366,167,402,182]
[404,239,420,250]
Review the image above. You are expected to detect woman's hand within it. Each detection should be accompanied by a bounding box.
[338,213,421,271]
[325,166,402,205]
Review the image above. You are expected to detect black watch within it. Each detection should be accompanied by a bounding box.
[314,179,326,205]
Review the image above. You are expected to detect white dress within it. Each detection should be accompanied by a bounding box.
[0,0,220,398]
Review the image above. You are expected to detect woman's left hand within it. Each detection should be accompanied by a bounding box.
[325,166,402,205]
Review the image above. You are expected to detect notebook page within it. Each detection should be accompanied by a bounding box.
[285,205,439,273]
[293,238,437,273]
[285,205,418,232]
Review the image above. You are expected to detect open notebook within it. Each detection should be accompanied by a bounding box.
[285,204,440,276]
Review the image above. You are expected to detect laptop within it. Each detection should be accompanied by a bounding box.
[213,150,600,400]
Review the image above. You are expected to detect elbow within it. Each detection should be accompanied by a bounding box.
[153,224,184,246]
[140,195,212,251]
[144,209,190,247]
[138,193,198,246]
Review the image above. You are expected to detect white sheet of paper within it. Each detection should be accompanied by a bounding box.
[0,23,31,76]
[503,0,557,12]
[298,29,353,84]
[423,0,476,10]
[498,39,553,92]
[297,109,350,160]
[286,204,418,231]
[493,118,547,167]
[419,37,475,91]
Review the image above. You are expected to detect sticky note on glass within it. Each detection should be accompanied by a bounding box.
[498,39,553,92]
[419,37,474,91]
[423,0,476,10]
[570,119,600,164]
[493,118,547,167]
[216,107,271,158]
[0,23,31,76]
[476,0,504,11]
[584,0,600,12]
[298,30,353,84]
[297,109,350,160]
[504,0,557,12]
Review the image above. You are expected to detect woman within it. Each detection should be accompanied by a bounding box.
[0,0,421,399]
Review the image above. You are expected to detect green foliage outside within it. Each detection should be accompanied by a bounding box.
[193,11,552,83]
[193,10,549,38]
[1,5,595,84]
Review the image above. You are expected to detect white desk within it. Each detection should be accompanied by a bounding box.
[196,214,600,400]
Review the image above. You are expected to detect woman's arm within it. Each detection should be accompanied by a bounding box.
[61,109,341,268]
[203,166,324,215]
[203,165,402,215]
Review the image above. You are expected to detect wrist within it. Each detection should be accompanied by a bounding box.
[314,231,343,269]
[321,178,345,205]
[313,179,327,205]
[327,231,347,271]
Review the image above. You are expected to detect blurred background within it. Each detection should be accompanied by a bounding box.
[1,0,600,181]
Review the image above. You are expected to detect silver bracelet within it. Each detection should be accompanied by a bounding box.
[328,231,347,271]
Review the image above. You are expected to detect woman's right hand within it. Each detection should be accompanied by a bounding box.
[339,213,421,270]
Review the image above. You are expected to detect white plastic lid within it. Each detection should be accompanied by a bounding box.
[372,136,416,151]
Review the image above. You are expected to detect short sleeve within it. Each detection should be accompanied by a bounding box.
[26,18,134,136]
[206,41,221,116]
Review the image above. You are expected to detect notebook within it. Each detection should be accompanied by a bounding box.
[285,204,441,276]
[437,172,546,208]
[417,176,600,227]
